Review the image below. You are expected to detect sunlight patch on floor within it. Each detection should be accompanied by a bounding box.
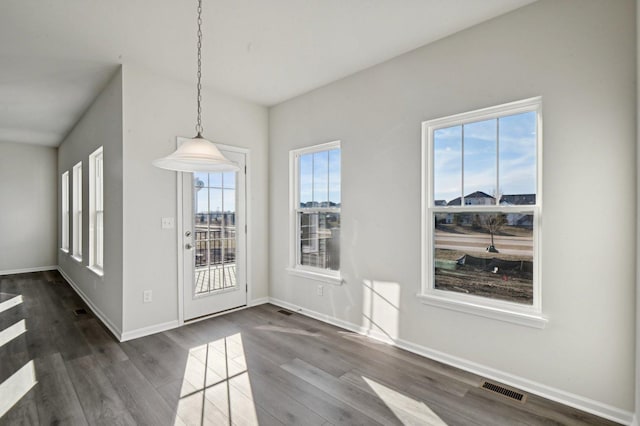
[362,376,448,425]
[175,333,258,425]
[0,319,26,349]
[0,294,22,314]
[0,360,37,418]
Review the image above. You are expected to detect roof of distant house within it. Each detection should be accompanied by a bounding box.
[447,191,495,206]
[500,194,536,205]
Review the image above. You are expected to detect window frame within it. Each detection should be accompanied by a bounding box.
[72,161,82,261]
[61,171,69,253]
[88,147,104,276]
[288,140,343,284]
[420,97,547,328]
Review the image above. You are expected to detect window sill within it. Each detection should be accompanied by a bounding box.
[87,265,104,278]
[286,268,343,285]
[60,248,69,254]
[417,293,548,329]
[71,255,82,263]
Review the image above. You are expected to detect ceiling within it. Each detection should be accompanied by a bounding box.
[0,0,536,147]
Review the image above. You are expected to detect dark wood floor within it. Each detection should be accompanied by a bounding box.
[0,271,617,425]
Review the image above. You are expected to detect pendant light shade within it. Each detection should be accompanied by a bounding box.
[152,135,239,172]
[153,0,239,173]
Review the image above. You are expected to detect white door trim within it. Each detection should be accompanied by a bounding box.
[176,139,251,325]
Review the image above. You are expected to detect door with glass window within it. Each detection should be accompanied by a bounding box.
[182,149,246,321]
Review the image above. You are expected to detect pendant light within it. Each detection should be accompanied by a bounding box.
[153,0,239,173]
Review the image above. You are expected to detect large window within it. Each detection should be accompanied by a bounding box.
[421,98,545,327]
[289,141,341,282]
[61,171,69,252]
[72,162,82,260]
[89,147,104,273]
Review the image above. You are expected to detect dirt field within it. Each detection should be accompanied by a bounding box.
[434,248,533,305]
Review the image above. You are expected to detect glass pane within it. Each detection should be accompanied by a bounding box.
[209,238,223,265]
[223,172,235,189]
[194,240,210,294]
[96,211,104,267]
[209,188,222,214]
[328,149,341,206]
[224,238,236,265]
[194,172,208,189]
[499,111,537,205]
[195,240,208,267]
[209,172,222,188]
[223,188,235,239]
[195,186,209,224]
[463,119,497,205]
[433,125,462,205]
[298,212,340,271]
[313,151,329,207]
[193,169,239,295]
[299,153,313,207]
[433,211,533,305]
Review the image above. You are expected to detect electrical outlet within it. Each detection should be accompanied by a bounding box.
[143,290,152,303]
[161,217,175,229]
[316,285,323,296]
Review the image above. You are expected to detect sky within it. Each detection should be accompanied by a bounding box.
[433,111,536,203]
[194,171,236,214]
[299,148,341,205]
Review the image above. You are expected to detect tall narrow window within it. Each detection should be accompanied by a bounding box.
[89,147,104,273]
[72,162,82,260]
[61,171,69,252]
[421,98,545,327]
[289,141,341,282]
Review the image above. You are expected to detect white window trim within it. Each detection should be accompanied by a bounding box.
[88,146,104,276]
[288,140,343,285]
[72,162,82,261]
[420,97,547,328]
[61,171,69,253]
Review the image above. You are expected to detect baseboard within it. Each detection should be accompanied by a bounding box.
[267,297,635,426]
[57,267,123,341]
[0,265,57,276]
[249,297,269,307]
[120,320,181,342]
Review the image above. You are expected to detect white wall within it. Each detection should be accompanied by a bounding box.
[121,63,269,334]
[269,0,636,416]
[0,142,57,273]
[58,68,124,334]
[636,1,639,424]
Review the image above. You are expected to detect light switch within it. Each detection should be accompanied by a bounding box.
[161,217,175,229]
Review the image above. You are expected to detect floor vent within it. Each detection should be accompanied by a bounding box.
[481,381,526,402]
[73,308,88,316]
[277,309,294,316]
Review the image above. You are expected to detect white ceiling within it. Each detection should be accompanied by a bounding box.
[0,0,535,147]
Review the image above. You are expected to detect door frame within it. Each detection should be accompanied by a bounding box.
[176,139,252,325]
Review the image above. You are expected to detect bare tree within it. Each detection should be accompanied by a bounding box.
[473,213,507,253]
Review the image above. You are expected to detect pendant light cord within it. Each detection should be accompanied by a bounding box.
[195,0,204,137]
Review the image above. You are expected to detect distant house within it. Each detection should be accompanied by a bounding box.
[447,191,495,206]
[500,194,536,228]
[436,192,534,227]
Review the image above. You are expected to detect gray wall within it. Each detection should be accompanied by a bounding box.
[269,0,636,413]
[0,142,57,273]
[121,63,269,334]
[58,68,124,334]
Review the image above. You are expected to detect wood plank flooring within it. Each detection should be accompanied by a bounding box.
[0,271,619,425]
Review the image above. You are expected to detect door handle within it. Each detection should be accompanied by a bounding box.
[185,243,194,250]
